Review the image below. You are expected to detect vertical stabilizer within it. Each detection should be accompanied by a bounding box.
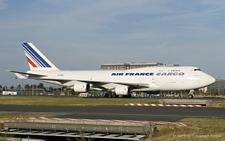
[22,42,59,71]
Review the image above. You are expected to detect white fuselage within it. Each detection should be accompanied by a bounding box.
[27,66,215,91]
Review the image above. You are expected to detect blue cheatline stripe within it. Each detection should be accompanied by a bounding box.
[22,43,52,68]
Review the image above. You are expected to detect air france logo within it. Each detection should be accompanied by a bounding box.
[111,72,154,76]
[111,72,185,76]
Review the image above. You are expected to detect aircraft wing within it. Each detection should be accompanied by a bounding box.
[35,76,151,89]
[79,80,149,89]
[9,71,160,92]
[131,87,160,92]
[38,78,150,89]
[77,80,161,92]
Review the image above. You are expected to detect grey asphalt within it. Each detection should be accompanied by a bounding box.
[0,105,224,121]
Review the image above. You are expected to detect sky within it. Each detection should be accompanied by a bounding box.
[0,0,225,87]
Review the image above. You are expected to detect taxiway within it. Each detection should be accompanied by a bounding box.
[0,105,224,121]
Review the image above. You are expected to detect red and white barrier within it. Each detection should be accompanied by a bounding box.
[125,103,205,107]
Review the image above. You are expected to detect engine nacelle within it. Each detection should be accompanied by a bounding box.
[115,86,131,95]
[73,82,90,93]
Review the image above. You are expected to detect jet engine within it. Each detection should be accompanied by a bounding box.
[115,86,131,95]
[73,82,90,93]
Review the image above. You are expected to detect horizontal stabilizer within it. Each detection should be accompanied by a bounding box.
[7,70,47,77]
[14,73,28,79]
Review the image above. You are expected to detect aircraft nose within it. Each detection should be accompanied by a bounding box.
[207,75,216,85]
[210,76,216,84]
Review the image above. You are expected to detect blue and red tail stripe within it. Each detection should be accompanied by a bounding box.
[22,43,52,68]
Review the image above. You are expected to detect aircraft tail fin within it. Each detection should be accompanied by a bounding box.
[22,42,59,71]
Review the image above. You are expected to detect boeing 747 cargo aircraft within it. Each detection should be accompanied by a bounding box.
[9,43,215,98]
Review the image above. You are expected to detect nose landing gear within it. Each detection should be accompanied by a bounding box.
[188,90,194,99]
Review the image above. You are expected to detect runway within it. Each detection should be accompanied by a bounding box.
[0,105,224,121]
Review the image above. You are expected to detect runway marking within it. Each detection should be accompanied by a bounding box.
[125,103,206,107]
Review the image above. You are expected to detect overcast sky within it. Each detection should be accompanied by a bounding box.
[0,0,225,87]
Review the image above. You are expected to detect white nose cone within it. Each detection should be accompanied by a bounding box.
[209,76,216,84]
[204,74,216,86]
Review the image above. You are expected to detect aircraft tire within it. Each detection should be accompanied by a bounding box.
[188,94,194,99]
[108,94,112,98]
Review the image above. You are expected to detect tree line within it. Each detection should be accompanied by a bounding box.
[0,83,55,91]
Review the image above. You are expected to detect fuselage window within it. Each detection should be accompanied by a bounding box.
[194,69,201,71]
[171,70,180,72]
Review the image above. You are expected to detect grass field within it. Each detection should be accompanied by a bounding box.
[148,117,225,141]
[0,96,159,106]
[211,100,225,108]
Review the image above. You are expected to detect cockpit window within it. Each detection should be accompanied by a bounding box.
[194,69,201,71]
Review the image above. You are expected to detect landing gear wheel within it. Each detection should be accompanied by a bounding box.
[188,94,194,99]
[108,94,112,98]
[110,93,119,98]
[105,93,119,98]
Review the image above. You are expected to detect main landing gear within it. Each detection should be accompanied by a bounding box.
[105,93,118,98]
[104,93,131,98]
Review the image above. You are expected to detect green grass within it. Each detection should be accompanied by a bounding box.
[0,96,159,106]
[148,117,225,141]
[211,100,225,108]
